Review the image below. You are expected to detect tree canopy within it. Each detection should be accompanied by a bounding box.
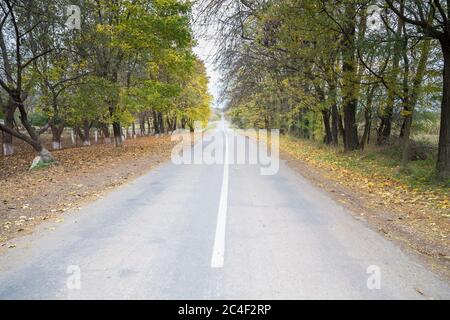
[0,0,212,159]
[198,0,450,179]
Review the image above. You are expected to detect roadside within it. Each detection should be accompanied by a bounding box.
[2,127,449,282]
[280,135,450,280]
[0,135,175,248]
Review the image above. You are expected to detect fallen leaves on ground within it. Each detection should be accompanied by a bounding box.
[0,136,175,246]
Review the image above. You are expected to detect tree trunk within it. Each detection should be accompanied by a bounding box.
[360,85,377,150]
[322,109,332,145]
[168,116,177,132]
[338,112,346,146]
[399,117,406,139]
[2,100,15,156]
[146,116,152,135]
[342,4,359,151]
[400,39,429,169]
[366,117,372,145]
[0,123,54,164]
[139,113,146,136]
[377,111,393,145]
[15,96,53,161]
[108,100,122,146]
[99,123,111,144]
[112,122,122,146]
[360,108,372,151]
[166,117,172,133]
[50,123,64,150]
[343,91,359,150]
[378,7,405,146]
[188,120,195,132]
[82,120,91,146]
[437,39,450,179]
[152,110,160,134]
[172,116,177,131]
[74,126,84,144]
[331,103,339,146]
[158,112,165,134]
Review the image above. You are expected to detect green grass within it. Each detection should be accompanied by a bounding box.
[284,135,450,192]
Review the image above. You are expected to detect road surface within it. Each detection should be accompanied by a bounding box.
[0,119,449,300]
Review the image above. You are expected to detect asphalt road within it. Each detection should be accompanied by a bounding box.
[0,119,449,300]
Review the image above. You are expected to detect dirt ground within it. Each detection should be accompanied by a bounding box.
[0,135,175,247]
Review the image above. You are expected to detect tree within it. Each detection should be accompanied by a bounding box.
[80,0,193,146]
[199,0,445,182]
[386,0,450,178]
[33,50,88,149]
[0,0,60,161]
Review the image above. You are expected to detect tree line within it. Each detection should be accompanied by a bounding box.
[0,0,212,164]
[199,0,450,179]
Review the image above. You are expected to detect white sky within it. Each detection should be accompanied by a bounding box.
[192,7,222,109]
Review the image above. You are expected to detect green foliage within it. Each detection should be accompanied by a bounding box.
[65,77,118,126]
[29,111,49,127]
[212,0,444,179]
[83,0,210,130]
[229,103,266,129]
[18,0,211,137]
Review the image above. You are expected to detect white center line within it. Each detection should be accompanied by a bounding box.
[211,125,229,269]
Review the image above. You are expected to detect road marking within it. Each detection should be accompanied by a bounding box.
[211,125,229,268]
